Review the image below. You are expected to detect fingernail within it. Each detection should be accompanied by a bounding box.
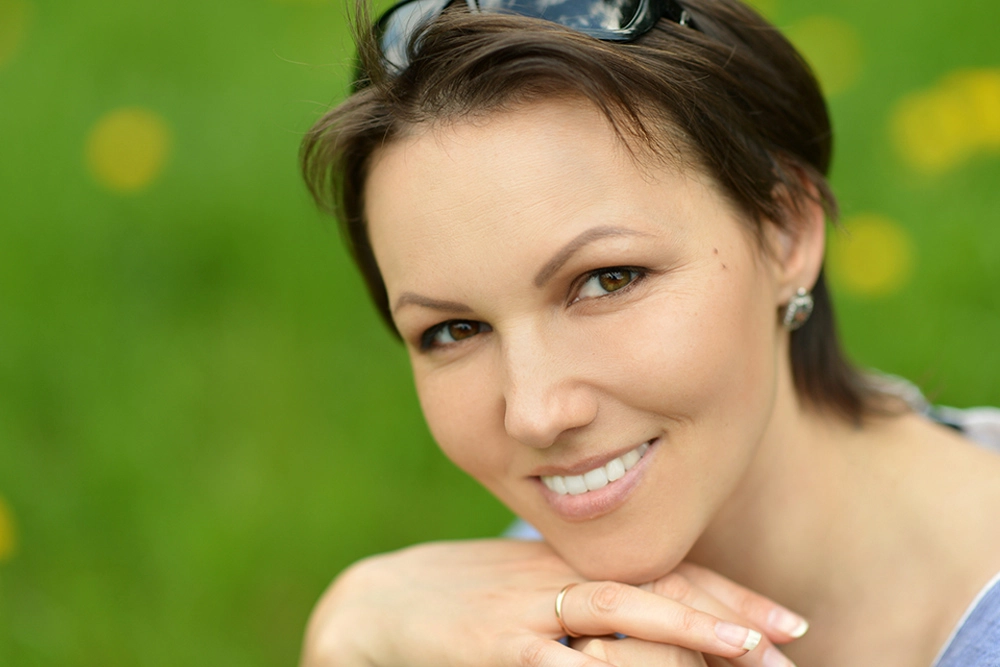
[763,646,797,667]
[715,621,762,651]
[767,607,809,638]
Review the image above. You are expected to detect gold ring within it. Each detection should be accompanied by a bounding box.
[555,583,582,638]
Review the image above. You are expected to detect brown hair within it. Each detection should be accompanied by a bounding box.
[301,0,885,421]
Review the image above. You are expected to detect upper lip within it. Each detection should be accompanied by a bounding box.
[528,438,655,478]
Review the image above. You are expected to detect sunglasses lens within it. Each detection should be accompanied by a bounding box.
[378,0,655,71]
[380,0,452,69]
[475,0,643,33]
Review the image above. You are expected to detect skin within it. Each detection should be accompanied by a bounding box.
[301,540,802,667]
[358,98,1000,666]
[370,100,799,583]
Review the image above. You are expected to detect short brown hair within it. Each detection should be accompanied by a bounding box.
[301,0,885,421]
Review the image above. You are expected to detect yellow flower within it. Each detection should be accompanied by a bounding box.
[828,214,916,298]
[0,0,32,69]
[85,107,173,193]
[0,496,16,562]
[891,68,1000,173]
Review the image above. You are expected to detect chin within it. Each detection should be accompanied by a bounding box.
[557,539,688,585]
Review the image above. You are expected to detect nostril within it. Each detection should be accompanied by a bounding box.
[500,337,599,447]
[502,387,599,449]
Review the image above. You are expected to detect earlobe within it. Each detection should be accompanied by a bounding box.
[781,287,815,330]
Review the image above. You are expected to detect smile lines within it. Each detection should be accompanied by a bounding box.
[541,441,651,496]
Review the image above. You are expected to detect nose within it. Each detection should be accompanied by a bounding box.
[500,329,598,449]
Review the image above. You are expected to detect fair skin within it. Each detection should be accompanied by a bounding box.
[307,98,1000,666]
[305,539,805,667]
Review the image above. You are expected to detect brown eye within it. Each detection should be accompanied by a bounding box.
[448,321,479,340]
[598,270,632,292]
[421,319,493,350]
[577,268,642,300]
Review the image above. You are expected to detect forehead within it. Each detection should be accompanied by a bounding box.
[363,99,737,295]
[368,99,641,209]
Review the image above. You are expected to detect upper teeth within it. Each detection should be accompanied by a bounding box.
[541,441,650,496]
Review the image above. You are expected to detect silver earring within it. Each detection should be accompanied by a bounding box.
[782,288,814,330]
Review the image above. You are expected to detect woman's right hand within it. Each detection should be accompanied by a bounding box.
[300,539,804,667]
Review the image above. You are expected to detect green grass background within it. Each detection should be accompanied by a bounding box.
[0,0,997,664]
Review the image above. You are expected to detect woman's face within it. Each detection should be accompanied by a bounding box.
[366,100,798,583]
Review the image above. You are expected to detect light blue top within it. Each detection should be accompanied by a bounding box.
[934,571,1000,667]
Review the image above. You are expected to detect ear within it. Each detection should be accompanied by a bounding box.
[764,179,827,306]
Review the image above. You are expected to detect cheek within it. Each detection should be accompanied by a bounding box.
[543,262,779,580]
[413,362,510,490]
[601,264,777,422]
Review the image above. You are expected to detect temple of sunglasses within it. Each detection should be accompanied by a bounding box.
[377,0,696,72]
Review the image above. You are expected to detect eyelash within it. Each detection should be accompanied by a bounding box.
[418,267,646,351]
[571,266,645,304]
[420,320,493,351]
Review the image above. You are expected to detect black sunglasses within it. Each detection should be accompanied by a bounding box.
[376,0,697,72]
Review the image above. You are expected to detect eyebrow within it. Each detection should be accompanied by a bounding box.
[533,225,649,287]
[393,292,474,315]
[392,225,649,314]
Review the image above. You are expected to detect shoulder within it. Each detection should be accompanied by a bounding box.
[922,398,1000,665]
[872,372,1000,454]
[928,404,1000,454]
[934,572,1000,667]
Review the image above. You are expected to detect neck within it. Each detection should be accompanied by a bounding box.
[686,381,1000,666]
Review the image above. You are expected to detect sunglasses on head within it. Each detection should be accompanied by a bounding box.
[376,0,697,72]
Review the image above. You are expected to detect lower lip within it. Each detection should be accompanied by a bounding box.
[534,438,658,521]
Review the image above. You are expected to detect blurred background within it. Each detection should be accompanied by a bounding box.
[0,0,997,664]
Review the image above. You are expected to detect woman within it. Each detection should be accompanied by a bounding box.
[298,0,1000,665]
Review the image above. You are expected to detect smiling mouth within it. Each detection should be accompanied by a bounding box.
[540,440,652,496]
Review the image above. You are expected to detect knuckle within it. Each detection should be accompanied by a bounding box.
[301,562,388,667]
[589,581,628,616]
[738,595,770,623]
[302,619,352,667]
[672,562,706,579]
[673,563,769,623]
[333,554,382,592]
[656,573,695,602]
[674,606,704,635]
[672,563,722,593]
[705,581,764,620]
[575,637,611,660]
[516,638,550,667]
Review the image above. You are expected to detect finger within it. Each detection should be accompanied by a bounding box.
[574,637,708,666]
[642,572,795,667]
[558,581,761,659]
[503,636,617,667]
[672,564,809,643]
[704,654,730,667]
[705,646,799,667]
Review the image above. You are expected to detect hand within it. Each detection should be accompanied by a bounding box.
[573,637,708,667]
[300,540,805,667]
[647,563,806,666]
[566,563,805,666]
